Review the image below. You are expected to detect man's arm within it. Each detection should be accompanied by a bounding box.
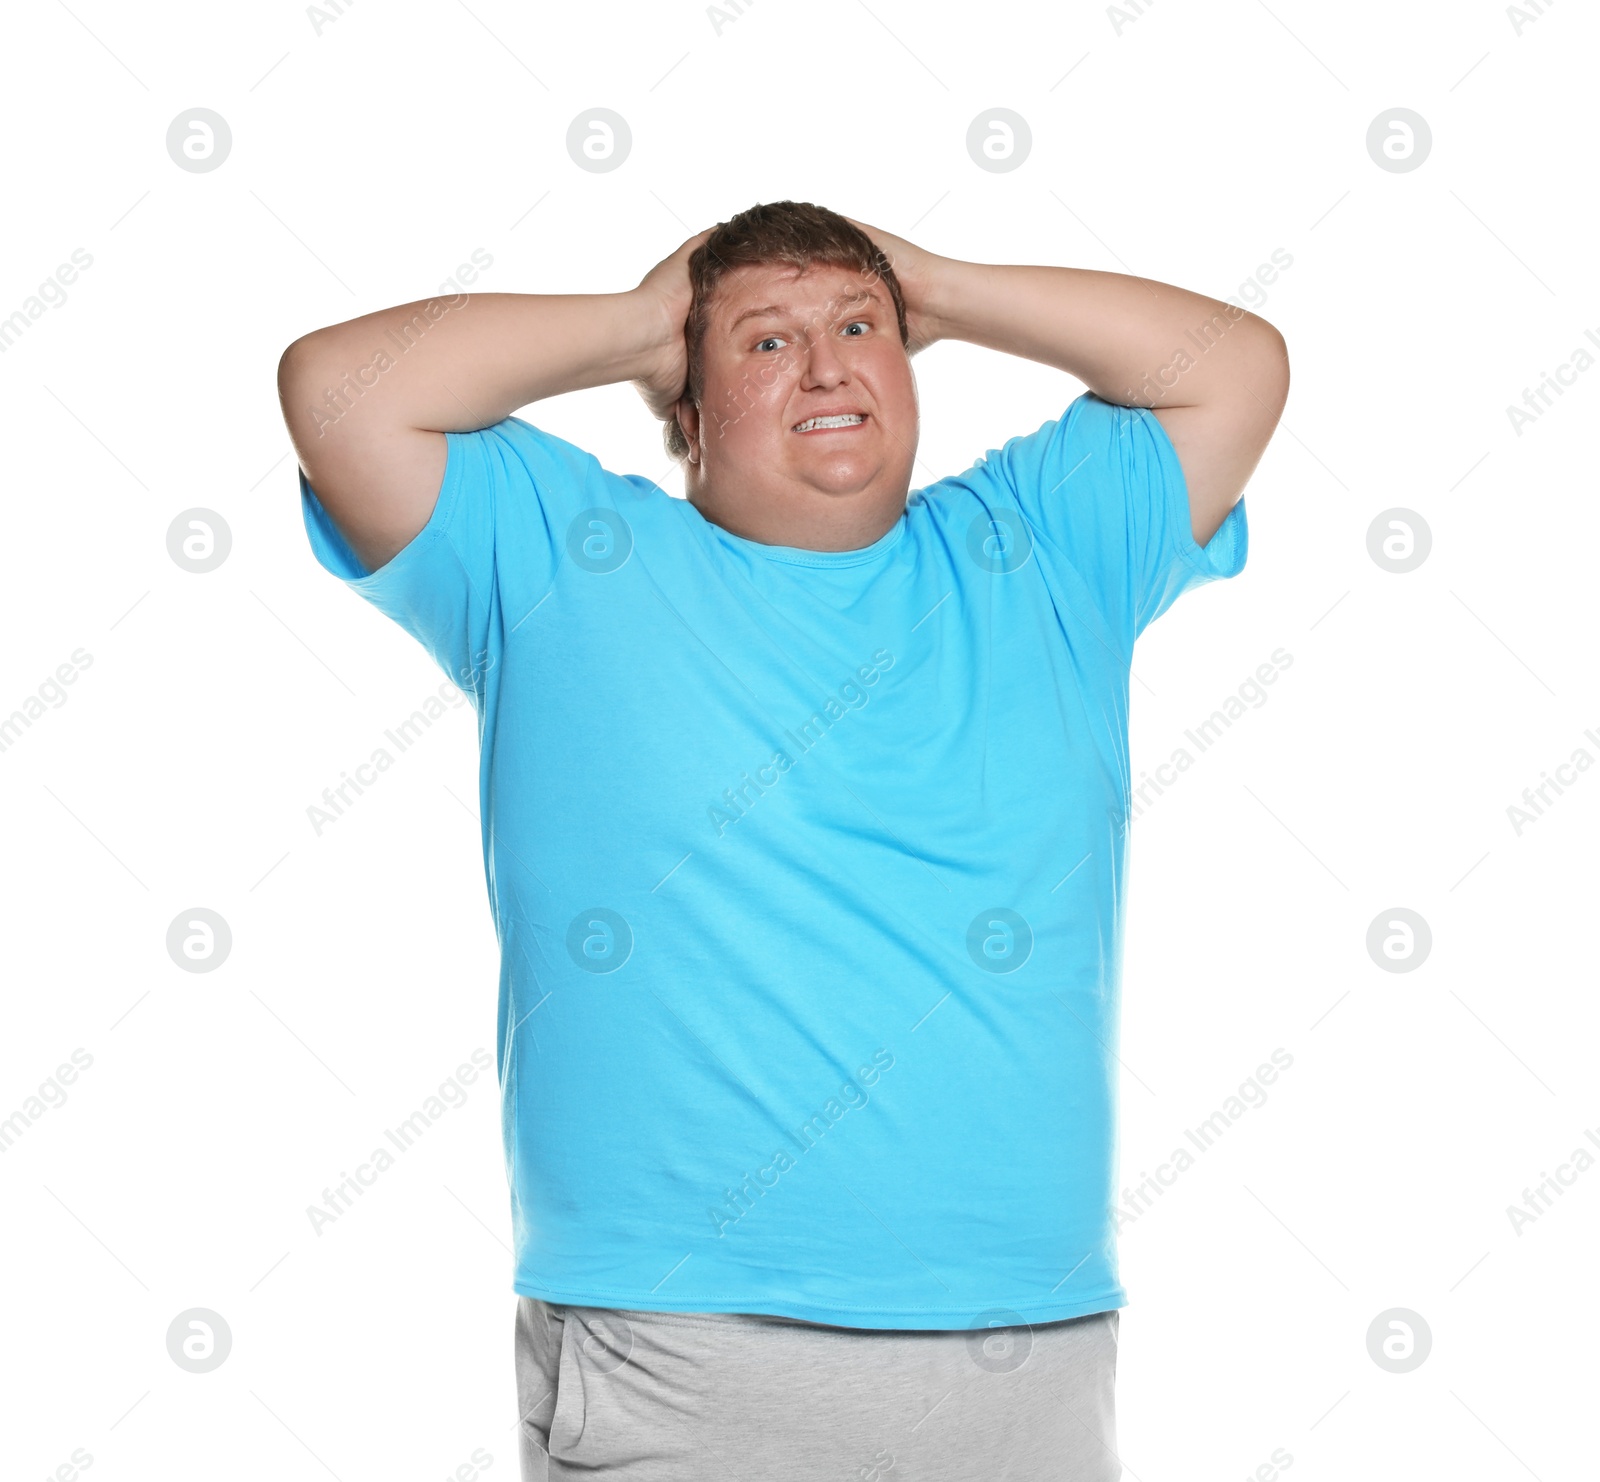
[276,230,708,572]
[848,221,1290,548]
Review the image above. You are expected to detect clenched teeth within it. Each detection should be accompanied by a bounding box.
[793,413,866,432]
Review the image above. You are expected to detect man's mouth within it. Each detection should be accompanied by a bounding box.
[792,413,867,433]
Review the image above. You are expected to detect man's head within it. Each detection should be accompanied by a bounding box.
[666,201,920,552]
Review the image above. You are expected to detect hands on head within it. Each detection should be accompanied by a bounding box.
[631,227,713,425]
[838,217,945,357]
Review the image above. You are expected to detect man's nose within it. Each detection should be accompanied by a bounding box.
[799,333,847,386]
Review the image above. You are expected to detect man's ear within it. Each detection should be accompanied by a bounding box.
[677,399,701,465]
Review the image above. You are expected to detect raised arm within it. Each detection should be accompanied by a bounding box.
[847,220,1290,548]
[276,230,708,572]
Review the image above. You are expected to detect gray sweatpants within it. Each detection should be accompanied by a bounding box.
[515,1297,1122,1480]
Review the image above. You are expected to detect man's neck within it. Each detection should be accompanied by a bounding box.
[686,479,905,553]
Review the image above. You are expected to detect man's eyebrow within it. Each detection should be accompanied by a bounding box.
[728,303,785,330]
[725,285,880,332]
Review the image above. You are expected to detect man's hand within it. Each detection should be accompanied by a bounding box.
[845,231,1290,544]
[629,228,713,422]
[842,217,949,357]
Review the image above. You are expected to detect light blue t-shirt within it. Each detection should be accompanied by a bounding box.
[300,390,1247,1330]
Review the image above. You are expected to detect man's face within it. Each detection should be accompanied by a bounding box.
[680,259,919,544]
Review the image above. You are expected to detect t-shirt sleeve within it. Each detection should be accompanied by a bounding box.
[979,391,1248,647]
[298,416,599,701]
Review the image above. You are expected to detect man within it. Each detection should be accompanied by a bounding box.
[278,200,1288,1481]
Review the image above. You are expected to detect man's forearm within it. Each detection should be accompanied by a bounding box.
[922,260,1285,411]
[282,289,670,438]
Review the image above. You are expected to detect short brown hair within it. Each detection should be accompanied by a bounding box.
[662,200,910,460]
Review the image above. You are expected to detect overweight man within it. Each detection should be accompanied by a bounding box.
[278,199,1289,1481]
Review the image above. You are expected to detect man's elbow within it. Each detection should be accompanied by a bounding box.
[277,334,340,452]
[277,333,323,408]
[1245,316,1291,420]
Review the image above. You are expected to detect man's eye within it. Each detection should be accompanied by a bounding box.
[756,336,782,352]
[842,321,869,336]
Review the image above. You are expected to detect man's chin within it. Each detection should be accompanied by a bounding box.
[788,455,882,494]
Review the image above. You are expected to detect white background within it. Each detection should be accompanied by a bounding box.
[2,0,1596,1478]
